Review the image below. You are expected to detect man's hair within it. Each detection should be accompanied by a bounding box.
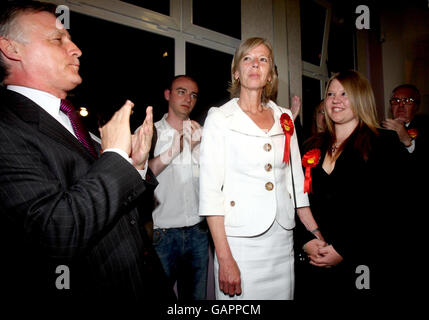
[0,1,56,82]
[168,75,198,91]
[392,84,421,105]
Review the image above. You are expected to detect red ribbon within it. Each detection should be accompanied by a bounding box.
[302,149,321,194]
[280,113,294,163]
[408,128,418,140]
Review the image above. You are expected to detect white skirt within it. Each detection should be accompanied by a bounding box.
[214,220,294,300]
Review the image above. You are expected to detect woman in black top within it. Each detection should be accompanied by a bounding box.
[296,70,409,300]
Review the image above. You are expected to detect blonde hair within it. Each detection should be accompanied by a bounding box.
[324,70,380,135]
[324,70,380,161]
[228,37,278,105]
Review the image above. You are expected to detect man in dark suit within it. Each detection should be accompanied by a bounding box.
[0,0,174,313]
[382,84,428,298]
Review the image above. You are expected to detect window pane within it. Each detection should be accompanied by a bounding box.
[327,2,356,73]
[68,11,174,133]
[120,0,170,16]
[300,0,327,65]
[302,75,322,140]
[193,0,241,39]
[185,43,233,124]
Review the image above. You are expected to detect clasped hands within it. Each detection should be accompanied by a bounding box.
[303,239,343,268]
[99,100,153,170]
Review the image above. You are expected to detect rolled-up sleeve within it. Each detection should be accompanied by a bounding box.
[199,108,226,216]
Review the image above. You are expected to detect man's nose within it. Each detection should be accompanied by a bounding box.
[68,39,82,58]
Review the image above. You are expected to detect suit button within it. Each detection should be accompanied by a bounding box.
[263,143,272,152]
[230,201,235,207]
[264,163,272,172]
[265,182,274,191]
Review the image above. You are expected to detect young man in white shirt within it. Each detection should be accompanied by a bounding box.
[148,75,208,300]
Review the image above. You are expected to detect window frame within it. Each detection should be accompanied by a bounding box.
[46,0,240,76]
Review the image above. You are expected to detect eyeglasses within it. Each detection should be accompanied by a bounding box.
[390,97,416,105]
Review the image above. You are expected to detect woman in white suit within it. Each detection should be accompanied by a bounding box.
[199,37,324,300]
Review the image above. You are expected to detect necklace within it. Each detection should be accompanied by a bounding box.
[331,141,343,153]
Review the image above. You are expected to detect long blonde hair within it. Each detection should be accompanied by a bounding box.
[324,70,380,160]
[228,37,278,105]
[324,70,380,134]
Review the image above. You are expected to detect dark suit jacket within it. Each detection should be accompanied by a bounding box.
[0,88,174,313]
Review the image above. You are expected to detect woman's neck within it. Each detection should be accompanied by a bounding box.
[237,89,264,114]
[334,120,358,143]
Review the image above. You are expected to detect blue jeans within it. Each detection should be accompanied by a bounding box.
[153,221,209,300]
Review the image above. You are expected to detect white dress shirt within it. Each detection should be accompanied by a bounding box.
[7,85,147,177]
[152,114,202,229]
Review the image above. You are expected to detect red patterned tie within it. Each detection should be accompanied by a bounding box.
[60,99,98,158]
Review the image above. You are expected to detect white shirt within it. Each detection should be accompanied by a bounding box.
[7,85,147,177]
[152,114,202,229]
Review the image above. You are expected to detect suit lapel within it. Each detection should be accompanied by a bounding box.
[3,89,96,162]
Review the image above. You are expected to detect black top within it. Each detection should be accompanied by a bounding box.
[295,127,411,300]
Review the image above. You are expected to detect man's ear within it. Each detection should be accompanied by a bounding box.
[164,88,171,102]
[0,37,21,61]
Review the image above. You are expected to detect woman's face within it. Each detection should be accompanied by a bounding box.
[234,44,272,93]
[325,79,358,128]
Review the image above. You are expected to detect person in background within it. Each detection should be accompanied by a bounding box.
[146,75,208,300]
[0,0,173,312]
[382,84,428,181]
[382,84,427,154]
[311,99,327,135]
[299,70,409,299]
[199,37,323,300]
[382,84,428,294]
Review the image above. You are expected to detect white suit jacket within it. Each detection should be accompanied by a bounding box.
[199,98,309,237]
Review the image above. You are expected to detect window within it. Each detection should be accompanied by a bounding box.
[185,43,233,123]
[301,0,327,66]
[68,11,174,133]
[47,0,239,130]
[302,75,323,140]
[120,0,170,16]
[192,0,241,39]
[300,0,331,140]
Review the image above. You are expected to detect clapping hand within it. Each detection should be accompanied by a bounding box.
[99,100,134,155]
[100,100,154,170]
[381,117,412,147]
[131,106,153,170]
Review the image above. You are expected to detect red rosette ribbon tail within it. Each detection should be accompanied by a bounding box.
[280,113,294,163]
[302,149,321,194]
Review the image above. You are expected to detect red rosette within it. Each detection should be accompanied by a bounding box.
[407,128,418,140]
[280,113,294,163]
[302,149,321,194]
